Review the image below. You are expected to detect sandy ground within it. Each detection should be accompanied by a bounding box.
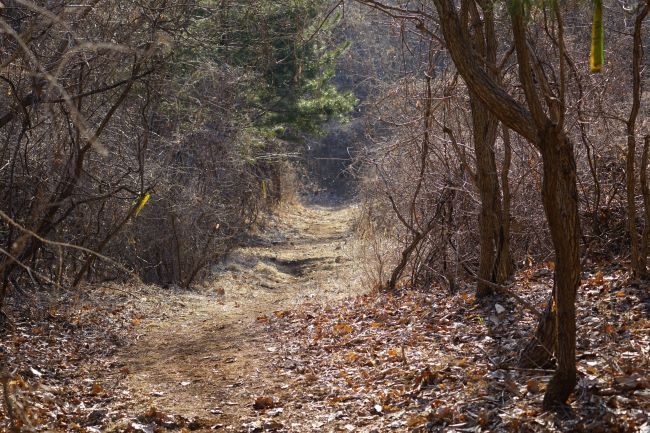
[114,200,364,430]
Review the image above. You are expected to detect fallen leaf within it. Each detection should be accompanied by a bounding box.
[253,396,275,410]
[478,409,490,426]
[526,378,541,393]
[594,271,604,285]
[91,382,104,395]
[407,415,428,427]
[334,323,353,334]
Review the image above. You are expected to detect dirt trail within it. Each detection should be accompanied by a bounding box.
[117,200,363,429]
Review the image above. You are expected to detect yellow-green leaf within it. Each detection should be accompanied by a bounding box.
[261,179,268,199]
[590,0,604,73]
[135,193,150,216]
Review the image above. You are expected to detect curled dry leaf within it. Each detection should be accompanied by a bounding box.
[253,396,275,410]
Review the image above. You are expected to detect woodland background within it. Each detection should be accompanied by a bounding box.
[0,0,649,431]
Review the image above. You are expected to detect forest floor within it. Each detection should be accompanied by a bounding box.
[112,198,366,430]
[1,199,649,433]
[0,198,367,432]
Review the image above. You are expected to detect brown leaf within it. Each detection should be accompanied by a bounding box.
[91,382,104,395]
[526,378,541,393]
[478,409,490,426]
[406,415,428,428]
[594,271,604,285]
[414,367,437,389]
[432,406,453,421]
[334,323,354,334]
[253,396,275,410]
[503,379,520,396]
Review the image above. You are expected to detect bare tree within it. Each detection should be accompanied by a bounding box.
[625,0,650,276]
[429,0,582,407]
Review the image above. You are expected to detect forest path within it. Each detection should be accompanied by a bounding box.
[116,199,364,430]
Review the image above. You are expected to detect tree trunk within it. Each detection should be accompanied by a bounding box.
[467,0,512,297]
[498,126,514,281]
[539,125,580,409]
[626,1,649,276]
[627,130,641,274]
[641,136,650,272]
[519,287,556,368]
[471,92,508,297]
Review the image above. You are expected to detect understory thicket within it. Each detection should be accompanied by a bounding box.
[0,0,353,298]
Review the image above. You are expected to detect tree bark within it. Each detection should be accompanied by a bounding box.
[432,0,537,144]
[519,287,556,369]
[467,0,512,297]
[627,130,641,274]
[642,136,650,271]
[498,126,514,281]
[539,125,580,408]
[471,92,506,297]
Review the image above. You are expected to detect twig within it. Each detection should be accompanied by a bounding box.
[465,272,543,318]
[0,210,140,283]
[446,238,543,317]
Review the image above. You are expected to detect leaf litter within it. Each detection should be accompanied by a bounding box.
[0,283,209,432]
[255,264,649,432]
[1,207,648,433]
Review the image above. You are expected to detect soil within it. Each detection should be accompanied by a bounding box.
[114,199,364,430]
